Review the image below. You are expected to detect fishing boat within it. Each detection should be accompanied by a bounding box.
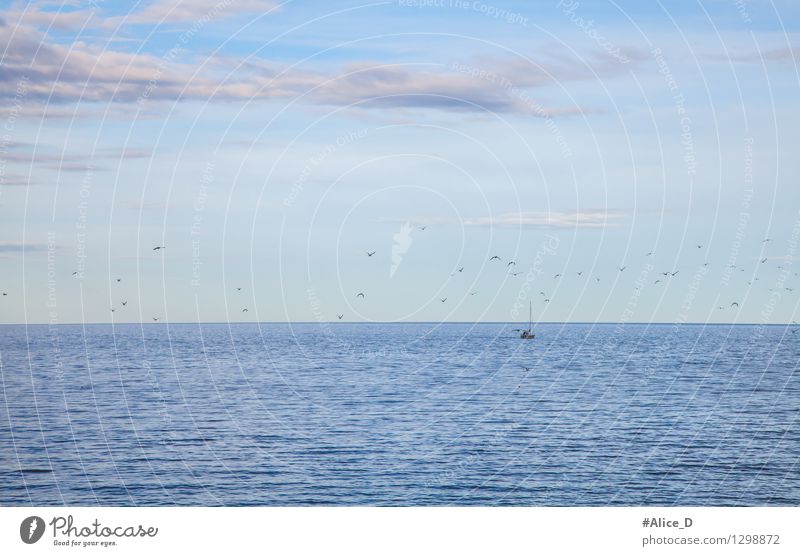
[519,301,535,339]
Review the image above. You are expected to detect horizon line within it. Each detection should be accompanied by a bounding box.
[0,321,795,327]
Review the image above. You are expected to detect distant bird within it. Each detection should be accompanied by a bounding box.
[703,263,708,267]
[661,272,670,276]
[762,238,772,243]
[236,287,242,291]
[242,308,248,312]
[115,278,121,283]
[440,297,447,303]
[595,277,600,282]
[576,271,583,276]
[356,292,365,298]
[458,266,464,273]
[1,292,6,296]
[730,302,739,308]
[469,291,477,296]
[152,317,160,321]
[761,258,768,263]
[553,273,561,279]
[152,246,166,251]
[121,300,128,306]
[72,271,78,276]
[718,306,725,310]
[786,287,794,292]
[366,251,376,257]
[507,261,516,267]
[337,314,343,320]
[110,308,115,313]
[539,291,546,296]
[489,256,501,261]
[654,280,661,284]
[645,252,654,257]
[510,272,522,276]
[697,244,702,249]
[670,271,679,277]
[419,226,427,231]
[544,299,550,303]
[618,266,626,272]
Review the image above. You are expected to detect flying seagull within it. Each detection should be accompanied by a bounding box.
[121,300,128,306]
[761,258,767,263]
[337,314,343,320]
[356,292,365,298]
[654,280,661,284]
[366,251,376,257]
[115,278,121,282]
[510,271,522,276]
[507,261,516,267]
[152,317,160,321]
[645,252,654,257]
[730,302,739,308]
[670,271,679,277]
[762,238,772,243]
[152,246,166,251]
[469,291,478,296]
[544,299,550,303]
[618,266,626,272]
[419,226,427,231]
[458,266,464,273]
[489,256,501,261]
[236,287,242,291]
[697,245,702,249]
[440,297,447,303]
[576,271,583,276]
[553,273,561,279]
[242,308,248,312]
[72,271,78,276]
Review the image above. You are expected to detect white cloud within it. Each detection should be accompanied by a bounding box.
[463,210,624,229]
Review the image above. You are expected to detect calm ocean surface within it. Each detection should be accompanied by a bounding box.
[1,323,798,506]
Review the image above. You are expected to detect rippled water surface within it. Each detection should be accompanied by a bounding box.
[1,323,798,505]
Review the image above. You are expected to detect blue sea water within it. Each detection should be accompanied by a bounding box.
[0,322,798,506]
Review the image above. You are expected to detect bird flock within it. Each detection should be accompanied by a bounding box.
[2,236,797,329]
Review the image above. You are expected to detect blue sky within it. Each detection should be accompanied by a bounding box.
[1,0,799,324]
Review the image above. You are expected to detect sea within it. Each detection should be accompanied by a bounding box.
[1,322,798,506]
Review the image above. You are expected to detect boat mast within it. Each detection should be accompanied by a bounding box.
[528,300,532,331]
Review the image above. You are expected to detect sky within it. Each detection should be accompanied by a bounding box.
[0,0,799,324]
